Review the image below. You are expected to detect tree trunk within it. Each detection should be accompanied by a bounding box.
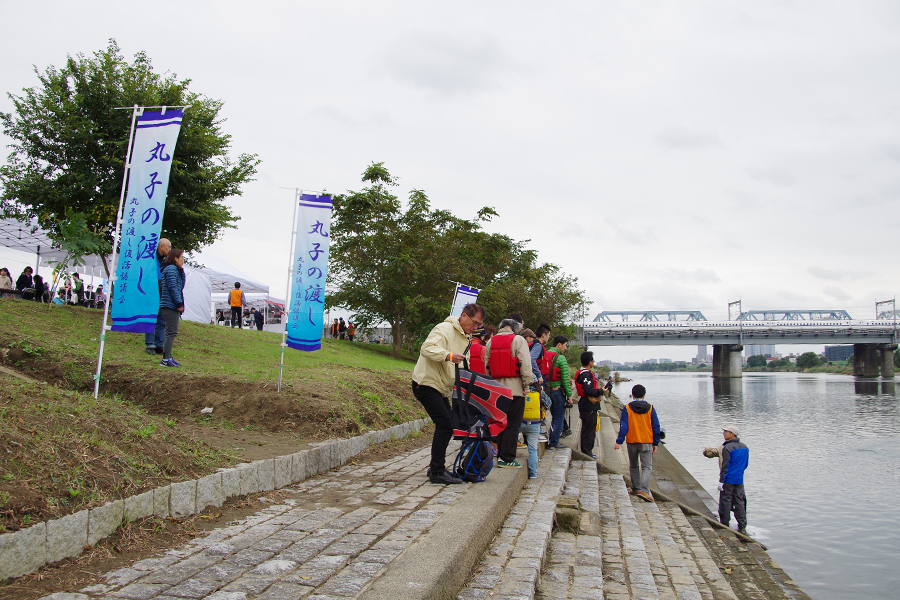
[392,316,402,358]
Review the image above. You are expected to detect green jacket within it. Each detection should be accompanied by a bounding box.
[546,346,572,397]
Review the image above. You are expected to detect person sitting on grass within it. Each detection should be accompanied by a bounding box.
[52,290,66,305]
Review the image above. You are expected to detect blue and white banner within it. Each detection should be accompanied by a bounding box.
[111,109,184,332]
[451,284,479,317]
[286,194,333,351]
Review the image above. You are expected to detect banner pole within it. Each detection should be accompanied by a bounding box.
[94,105,141,398]
[278,188,301,392]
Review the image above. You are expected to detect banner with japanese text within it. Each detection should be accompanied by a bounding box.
[286,194,332,351]
[451,284,479,316]
[111,109,184,332]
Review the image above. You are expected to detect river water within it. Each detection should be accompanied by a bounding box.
[611,371,899,600]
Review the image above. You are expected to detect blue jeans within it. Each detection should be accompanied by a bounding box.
[145,309,165,348]
[548,388,567,447]
[520,420,541,477]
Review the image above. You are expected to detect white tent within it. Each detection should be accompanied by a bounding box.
[182,259,271,326]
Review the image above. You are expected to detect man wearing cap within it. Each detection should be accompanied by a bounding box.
[718,426,749,535]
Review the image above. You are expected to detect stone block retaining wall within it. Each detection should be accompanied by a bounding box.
[0,418,430,581]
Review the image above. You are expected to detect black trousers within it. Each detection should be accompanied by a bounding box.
[231,306,242,328]
[579,404,598,455]
[412,381,453,471]
[497,395,526,463]
[719,483,747,528]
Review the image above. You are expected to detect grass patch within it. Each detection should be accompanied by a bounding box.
[0,380,234,532]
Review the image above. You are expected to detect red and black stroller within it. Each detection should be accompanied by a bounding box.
[451,365,512,482]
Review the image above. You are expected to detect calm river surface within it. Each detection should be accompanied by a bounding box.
[611,371,899,600]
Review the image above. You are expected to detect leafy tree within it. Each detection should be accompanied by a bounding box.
[0,40,259,274]
[747,354,767,368]
[797,352,821,369]
[328,163,588,356]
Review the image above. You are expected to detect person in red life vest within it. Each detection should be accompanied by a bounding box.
[614,384,661,502]
[484,318,534,468]
[545,335,573,449]
[469,325,488,374]
[412,303,485,485]
[574,351,604,458]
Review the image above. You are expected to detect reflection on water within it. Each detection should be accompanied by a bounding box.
[614,371,900,600]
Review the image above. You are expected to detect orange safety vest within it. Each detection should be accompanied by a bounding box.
[229,289,243,307]
[624,404,655,444]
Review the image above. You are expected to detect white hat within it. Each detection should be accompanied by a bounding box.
[722,425,740,437]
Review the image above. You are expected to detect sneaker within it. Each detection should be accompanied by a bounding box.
[155,346,164,354]
[538,435,548,443]
[159,358,180,367]
[636,491,655,502]
[496,460,522,468]
[588,453,598,460]
[737,526,748,536]
[516,442,527,448]
[629,488,639,495]
[561,429,572,438]
[428,470,463,485]
[145,347,157,355]
[169,358,182,367]
[528,474,537,479]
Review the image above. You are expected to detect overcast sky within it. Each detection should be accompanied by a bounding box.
[2,1,898,361]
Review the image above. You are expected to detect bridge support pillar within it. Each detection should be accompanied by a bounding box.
[880,345,897,378]
[712,345,743,378]
[853,344,880,377]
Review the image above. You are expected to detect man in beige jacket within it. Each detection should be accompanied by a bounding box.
[485,318,534,468]
[412,303,485,484]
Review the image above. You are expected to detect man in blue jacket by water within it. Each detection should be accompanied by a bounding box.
[718,425,749,535]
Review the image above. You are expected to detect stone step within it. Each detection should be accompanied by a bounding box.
[629,493,710,600]
[597,473,661,600]
[535,460,604,600]
[456,447,572,600]
[655,502,739,600]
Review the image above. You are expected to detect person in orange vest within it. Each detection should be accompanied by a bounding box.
[330,318,339,338]
[229,282,245,328]
[614,384,661,502]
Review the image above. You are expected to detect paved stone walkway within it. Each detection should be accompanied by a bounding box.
[70,445,469,600]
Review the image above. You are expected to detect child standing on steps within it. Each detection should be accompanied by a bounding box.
[614,384,661,502]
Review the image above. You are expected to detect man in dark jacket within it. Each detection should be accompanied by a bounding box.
[574,351,604,458]
[251,308,264,331]
[145,238,171,355]
[614,384,661,502]
[718,425,749,535]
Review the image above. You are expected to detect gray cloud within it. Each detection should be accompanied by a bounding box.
[823,286,851,301]
[747,167,796,186]
[383,32,511,96]
[662,268,721,284]
[808,266,872,281]
[307,106,393,128]
[656,127,723,150]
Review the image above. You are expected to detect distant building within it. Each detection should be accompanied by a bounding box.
[696,345,709,362]
[824,345,854,362]
[624,362,641,367]
[745,344,775,358]
[645,358,659,364]
[659,358,673,363]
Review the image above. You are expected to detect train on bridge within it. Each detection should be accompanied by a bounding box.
[584,319,896,332]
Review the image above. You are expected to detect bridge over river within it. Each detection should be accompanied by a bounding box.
[579,308,898,379]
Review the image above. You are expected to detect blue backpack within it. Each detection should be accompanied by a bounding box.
[453,437,496,483]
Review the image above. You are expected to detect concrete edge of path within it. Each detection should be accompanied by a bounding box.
[360,454,528,600]
[0,418,432,582]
